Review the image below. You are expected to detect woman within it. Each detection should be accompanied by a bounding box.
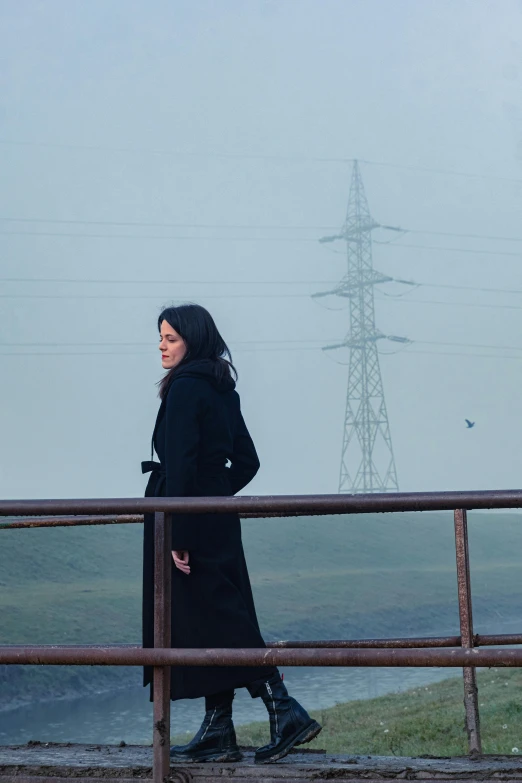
[142,304,321,764]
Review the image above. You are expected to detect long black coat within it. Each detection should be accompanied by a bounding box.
[142,360,269,701]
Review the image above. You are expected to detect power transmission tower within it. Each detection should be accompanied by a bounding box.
[315,160,409,494]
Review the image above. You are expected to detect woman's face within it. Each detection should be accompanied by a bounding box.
[159,320,188,370]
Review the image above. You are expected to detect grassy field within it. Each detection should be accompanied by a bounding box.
[232,668,522,757]
[0,510,521,705]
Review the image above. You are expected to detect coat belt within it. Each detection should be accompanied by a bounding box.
[141,460,228,479]
[141,460,165,475]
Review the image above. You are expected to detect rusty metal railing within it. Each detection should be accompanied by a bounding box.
[1,491,522,780]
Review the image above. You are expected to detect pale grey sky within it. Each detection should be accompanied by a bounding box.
[2,0,522,498]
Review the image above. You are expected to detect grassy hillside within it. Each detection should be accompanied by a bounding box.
[0,523,142,644]
[0,511,521,705]
[0,523,143,704]
[232,667,522,757]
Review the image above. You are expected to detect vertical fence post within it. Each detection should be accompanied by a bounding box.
[153,511,172,782]
[454,508,482,754]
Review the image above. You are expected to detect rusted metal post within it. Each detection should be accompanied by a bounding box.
[454,508,482,754]
[153,512,172,782]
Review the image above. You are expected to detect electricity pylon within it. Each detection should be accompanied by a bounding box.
[315,160,409,493]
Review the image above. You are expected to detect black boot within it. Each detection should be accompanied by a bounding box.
[253,673,322,763]
[169,701,242,763]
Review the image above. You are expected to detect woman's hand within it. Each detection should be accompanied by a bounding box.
[172,550,190,575]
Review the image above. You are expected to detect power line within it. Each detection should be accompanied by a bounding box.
[375,294,522,313]
[1,276,522,300]
[327,337,522,354]
[3,290,522,311]
[0,339,331,348]
[0,276,337,285]
[0,230,316,242]
[396,349,522,362]
[375,241,522,260]
[1,139,520,184]
[2,348,520,361]
[359,158,522,185]
[0,347,322,357]
[0,139,351,164]
[0,293,315,300]
[0,217,337,230]
[326,275,522,299]
[4,232,522,255]
[4,218,522,246]
[3,338,522,358]
[418,339,522,353]
[403,228,522,244]
[413,281,522,297]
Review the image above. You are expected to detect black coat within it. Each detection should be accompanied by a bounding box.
[142,360,269,701]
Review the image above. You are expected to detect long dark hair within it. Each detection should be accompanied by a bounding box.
[157,303,237,399]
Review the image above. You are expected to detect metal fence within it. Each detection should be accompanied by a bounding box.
[1,490,522,782]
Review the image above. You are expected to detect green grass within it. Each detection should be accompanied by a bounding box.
[232,668,522,757]
[1,511,521,705]
[2,512,522,644]
[0,524,144,704]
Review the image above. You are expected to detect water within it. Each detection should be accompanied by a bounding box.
[2,612,519,746]
[0,666,458,745]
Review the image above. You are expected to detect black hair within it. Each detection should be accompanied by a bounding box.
[157,303,237,399]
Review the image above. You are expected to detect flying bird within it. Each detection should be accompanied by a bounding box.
[465,419,475,429]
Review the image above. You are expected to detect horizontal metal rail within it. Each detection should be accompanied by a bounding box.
[1,645,522,667]
[0,512,313,529]
[0,515,143,529]
[2,488,522,517]
[3,496,522,773]
[3,633,521,652]
[271,634,522,648]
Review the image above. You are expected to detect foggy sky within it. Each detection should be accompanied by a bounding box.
[2,0,522,499]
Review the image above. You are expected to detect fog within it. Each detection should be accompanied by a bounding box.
[2,0,522,499]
